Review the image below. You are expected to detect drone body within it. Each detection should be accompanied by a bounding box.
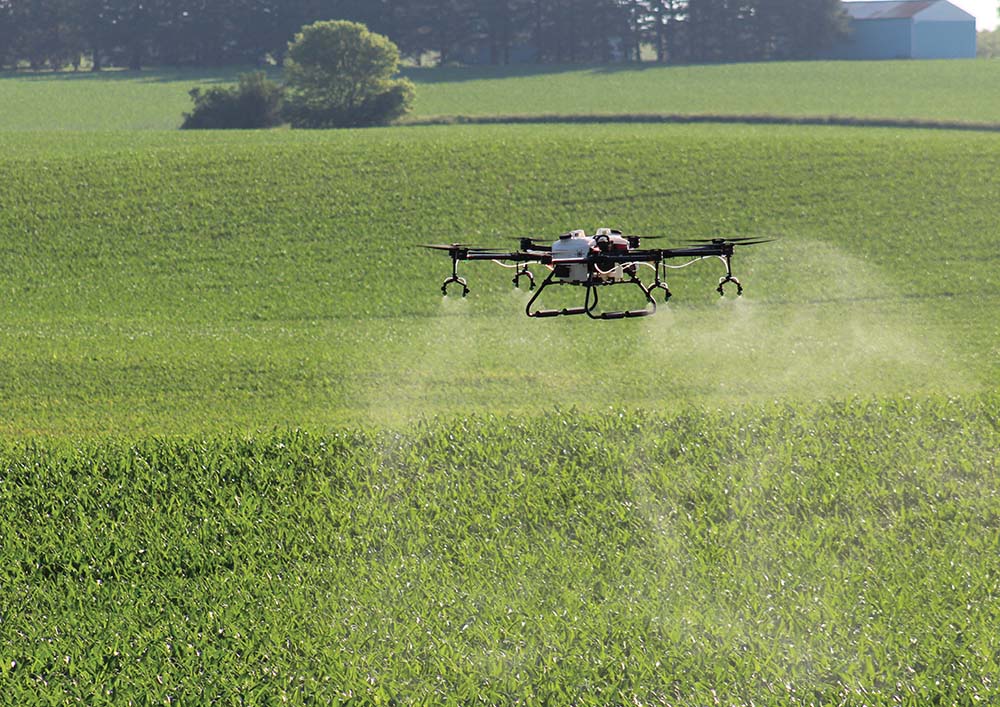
[422,228,770,320]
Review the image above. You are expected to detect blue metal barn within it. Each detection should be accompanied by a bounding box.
[824,0,976,59]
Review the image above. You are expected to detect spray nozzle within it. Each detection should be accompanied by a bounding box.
[717,275,743,297]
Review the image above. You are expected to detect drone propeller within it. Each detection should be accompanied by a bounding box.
[680,237,775,245]
[507,236,548,243]
[419,243,514,255]
[506,237,552,252]
[419,243,477,251]
[420,243,460,251]
[735,238,774,246]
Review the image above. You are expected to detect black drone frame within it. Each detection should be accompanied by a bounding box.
[422,236,769,320]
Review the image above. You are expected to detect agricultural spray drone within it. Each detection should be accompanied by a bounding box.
[421,228,771,320]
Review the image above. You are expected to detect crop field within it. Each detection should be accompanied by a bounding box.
[1,67,999,703]
[3,59,1000,130]
[2,398,998,703]
[0,125,996,434]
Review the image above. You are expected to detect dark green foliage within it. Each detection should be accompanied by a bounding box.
[283,20,414,128]
[680,0,847,62]
[180,72,284,130]
[0,0,864,69]
[283,76,415,128]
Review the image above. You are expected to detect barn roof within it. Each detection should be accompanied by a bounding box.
[843,1,937,20]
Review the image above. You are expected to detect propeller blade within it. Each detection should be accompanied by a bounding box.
[419,243,464,250]
[508,236,549,244]
[505,237,552,252]
[680,236,773,244]
[418,243,492,251]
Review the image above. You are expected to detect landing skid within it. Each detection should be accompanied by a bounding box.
[525,270,658,319]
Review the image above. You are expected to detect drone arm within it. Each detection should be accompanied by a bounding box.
[658,244,731,259]
[462,252,550,264]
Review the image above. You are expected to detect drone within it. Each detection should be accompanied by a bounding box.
[421,228,771,320]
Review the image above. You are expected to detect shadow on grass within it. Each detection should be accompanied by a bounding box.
[402,62,670,84]
[0,66,280,85]
[400,112,1000,132]
[1,62,657,86]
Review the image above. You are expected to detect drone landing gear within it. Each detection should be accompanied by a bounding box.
[716,255,743,296]
[645,263,672,303]
[585,278,657,319]
[512,264,535,290]
[441,253,469,297]
[525,271,656,319]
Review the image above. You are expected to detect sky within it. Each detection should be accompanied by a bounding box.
[949,0,998,29]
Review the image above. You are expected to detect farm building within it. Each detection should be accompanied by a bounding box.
[823,0,976,59]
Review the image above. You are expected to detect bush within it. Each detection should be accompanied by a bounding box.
[978,29,1000,58]
[181,72,284,130]
[282,20,415,129]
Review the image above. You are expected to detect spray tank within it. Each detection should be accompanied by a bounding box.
[550,229,594,283]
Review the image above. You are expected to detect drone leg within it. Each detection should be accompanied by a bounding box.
[646,263,672,302]
[525,270,556,317]
[716,275,742,296]
[526,271,587,317]
[587,278,657,319]
[585,282,599,314]
[442,275,469,297]
[512,265,535,291]
[716,255,743,296]
[442,254,469,297]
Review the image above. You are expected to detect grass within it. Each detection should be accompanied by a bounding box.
[0,124,996,434]
[1,64,999,704]
[406,59,1000,124]
[0,67,249,131]
[2,59,1000,130]
[2,398,998,704]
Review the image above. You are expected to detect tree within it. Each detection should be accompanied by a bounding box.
[0,0,22,68]
[181,71,284,128]
[977,28,1000,58]
[282,20,415,128]
[10,0,82,68]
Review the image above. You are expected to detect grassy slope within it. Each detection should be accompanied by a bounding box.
[0,125,997,434]
[0,67,240,130]
[2,67,1000,705]
[408,59,1000,123]
[2,60,1000,130]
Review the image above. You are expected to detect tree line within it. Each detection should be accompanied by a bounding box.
[0,0,847,71]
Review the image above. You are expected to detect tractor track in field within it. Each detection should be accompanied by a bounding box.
[403,112,1000,133]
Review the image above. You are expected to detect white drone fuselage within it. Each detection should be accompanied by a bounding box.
[550,228,630,284]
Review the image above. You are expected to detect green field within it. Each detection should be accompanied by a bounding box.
[1,64,999,704]
[1,124,996,433]
[3,399,998,703]
[3,59,1000,130]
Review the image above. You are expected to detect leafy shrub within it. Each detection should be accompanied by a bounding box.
[181,72,284,130]
[282,20,415,128]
